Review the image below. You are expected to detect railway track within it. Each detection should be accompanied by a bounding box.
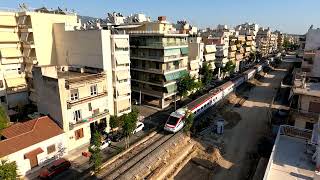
[96,131,178,180]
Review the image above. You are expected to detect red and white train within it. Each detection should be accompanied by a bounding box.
[164,59,272,133]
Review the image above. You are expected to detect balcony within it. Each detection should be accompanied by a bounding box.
[131,41,188,49]
[290,109,319,123]
[67,91,108,109]
[131,54,188,62]
[69,110,109,130]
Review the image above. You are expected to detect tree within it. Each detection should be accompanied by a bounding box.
[221,61,236,73]
[200,63,214,87]
[0,160,18,180]
[183,111,195,134]
[0,105,9,131]
[89,131,102,171]
[177,74,198,97]
[109,115,119,133]
[122,108,139,149]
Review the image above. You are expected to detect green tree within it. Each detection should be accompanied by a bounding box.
[183,111,195,133]
[109,115,119,134]
[0,105,9,131]
[122,109,139,149]
[222,61,236,73]
[200,63,214,87]
[89,131,102,171]
[0,160,18,180]
[177,74,198,97]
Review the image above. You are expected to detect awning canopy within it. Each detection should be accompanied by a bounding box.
[164,70,188,81]
[165,84,177,93]
[164,48,180,56]
[204,54,215,61]
[117,84,131,96]
[5,77,27,88]
[205,45,216,53]
[116,70,130,81]
[24,148,44,159]
[180,47,189,55]
[115,54,130,65]
[115,39,129,48]
[0,48,22,58]
[117,99,130,112]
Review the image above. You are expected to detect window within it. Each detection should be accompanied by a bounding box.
[47,144,56,154]
[0,80,3,88]
[90,85,97,96]
[73,110,81,121]
[70,89,79,101]
[75,128,84,140]
[88,103,92,111]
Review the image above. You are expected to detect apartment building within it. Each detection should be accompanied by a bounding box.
[203,44,217,71]
[188,37,203,79]
[33,65,110,151]
[290,70,320,130]
[120,16,189,109]
[0,8,80,110]
[53,23,131,116]
[256,27,271,57]
[275,30,284,51]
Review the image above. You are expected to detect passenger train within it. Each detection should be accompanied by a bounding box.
[164,59,272,133]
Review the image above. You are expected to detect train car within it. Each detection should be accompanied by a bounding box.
[231,75,245,88]
[164,107,187,133]
[254,64,263,73]
[244,69,255,81]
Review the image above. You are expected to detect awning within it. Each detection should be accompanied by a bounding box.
[204,54,215,61]
[116,70,130,81]
[1,16,17,26]
[115,54,130,65]
[5,77,27,88]
[117,84,131,96]
[115,39,129,48]
[205,45,216,53]
[210,62,216,70]
[117,99,130,112]
[164,70,188,81]
[190,62,199,70]
[0,48,22,58]
[24,148,44,159]
[180,47,189,55]
[165,84,177,93]
[164,48,180,56]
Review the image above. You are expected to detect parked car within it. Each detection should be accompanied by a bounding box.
[110,133,124,142]
[90,138,111,150]
[39,158,71,179]
[133,122,144,134]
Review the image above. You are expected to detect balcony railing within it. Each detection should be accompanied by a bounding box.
[131,54,188,62]
[69,110,109,130]
[131,41,188,48]
[290,109,319,122]
[67,91,107,109]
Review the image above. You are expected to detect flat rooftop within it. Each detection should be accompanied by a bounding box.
[264,126,315,180]
[293,81,320,97]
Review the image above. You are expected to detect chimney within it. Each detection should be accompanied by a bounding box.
[158,16,166,22]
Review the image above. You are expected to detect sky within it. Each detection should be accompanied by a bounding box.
[0,0,319,34]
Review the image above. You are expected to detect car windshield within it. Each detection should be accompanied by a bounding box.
[166,116,180,126]
[48,165,56,172]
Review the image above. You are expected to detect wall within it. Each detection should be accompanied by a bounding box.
[305,28,320,51]
[1,133,65,176]
[311,51,320,78]
[26,12,78,66]
[7,92,28,108]
[299,94,320,112]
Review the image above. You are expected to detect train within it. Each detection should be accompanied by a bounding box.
[164,59,272,133]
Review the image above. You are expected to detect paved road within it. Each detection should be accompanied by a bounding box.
[212,63,289,180]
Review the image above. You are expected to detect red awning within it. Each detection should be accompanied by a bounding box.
[24,148,44,159]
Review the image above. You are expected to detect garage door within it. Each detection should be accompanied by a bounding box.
[309,102,320,113]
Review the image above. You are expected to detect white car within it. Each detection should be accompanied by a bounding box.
[133,122,144,134]
[90,139,111,150]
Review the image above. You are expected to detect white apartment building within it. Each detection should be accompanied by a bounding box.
[188,37,203,79]
[33,65,110,151]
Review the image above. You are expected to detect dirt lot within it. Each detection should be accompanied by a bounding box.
[211,63,289,180]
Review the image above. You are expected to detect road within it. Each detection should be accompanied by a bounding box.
[211,63,289,179]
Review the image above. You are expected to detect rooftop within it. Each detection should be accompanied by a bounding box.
[293,71,320,97]
[264,125,315,180]
[0,116,64,157]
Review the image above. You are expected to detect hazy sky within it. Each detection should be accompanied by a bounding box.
[1,0,318,34]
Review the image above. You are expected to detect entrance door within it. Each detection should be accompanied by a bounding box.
[29,156,38,168]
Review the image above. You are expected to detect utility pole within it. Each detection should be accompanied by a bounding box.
[174,93,177,110]
[139,90,142,106]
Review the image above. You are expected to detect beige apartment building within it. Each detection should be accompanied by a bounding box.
[256,27,271,57]
[33,65,110,151]
[188,37,203,79]
[0,9,80,110]
[119,16,189,109]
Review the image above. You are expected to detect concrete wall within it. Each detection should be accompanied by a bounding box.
[299,94,320,112]
[1,133,65,176]
[311,51,320,78]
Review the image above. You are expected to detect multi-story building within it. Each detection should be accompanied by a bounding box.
[33,65,110,151]
[290,69,320,130]
[256,27,271,57]
[203,44,217,71]
[53,23,131,116]
[0,8,80,110]
[188,37,203,79]
[274,30,284,51]
[121,16,189,109]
